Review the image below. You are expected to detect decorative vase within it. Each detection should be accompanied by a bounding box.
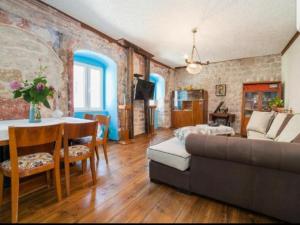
[29,103,42,123]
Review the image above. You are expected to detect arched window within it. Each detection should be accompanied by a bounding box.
[73,57,105,111]
[73,50,119,140]
[149,73,165,128]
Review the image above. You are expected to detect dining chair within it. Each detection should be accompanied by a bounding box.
[84,114,94,120]
[0,124,63,223]
[94,115,110,164]
[62,121,97,196]
[71,115,110,164]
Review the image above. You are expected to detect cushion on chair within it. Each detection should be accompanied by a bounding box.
[0,153,53,173]
[247,111,275,134]
[60,145,91,158]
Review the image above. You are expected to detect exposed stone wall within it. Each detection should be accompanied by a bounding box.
[175,55,282,132]
[150,62,175,129]
[0,0,174,136]
[132,53,175,136]
[133,52,146,136]
[0,0,127,120]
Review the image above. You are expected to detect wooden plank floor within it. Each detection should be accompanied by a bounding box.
[0,129,278,223]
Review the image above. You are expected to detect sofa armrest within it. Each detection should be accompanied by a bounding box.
[185,134,300,174]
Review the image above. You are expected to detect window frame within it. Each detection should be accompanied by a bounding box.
[73,62,104,112]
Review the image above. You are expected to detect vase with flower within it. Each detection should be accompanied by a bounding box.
[10,65,55,123]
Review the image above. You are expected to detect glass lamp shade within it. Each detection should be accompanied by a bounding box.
[186,63,202,75]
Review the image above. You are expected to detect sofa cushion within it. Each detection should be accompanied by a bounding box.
[247,131,272,141]
[292,133,300,143]
[147,137,190,171]
[247,111,275,134]
[275,114,294,137]
[276,114,300,143]
[266,113,288,139]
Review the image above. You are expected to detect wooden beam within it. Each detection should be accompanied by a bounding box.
[150,59,174,70]
[174,66,187,70]
[144,57,151,134]
[118,39,154,59]
[128,47,135,139]
[281,32,300,56]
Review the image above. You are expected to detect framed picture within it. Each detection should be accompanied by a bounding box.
[215,84,226,96]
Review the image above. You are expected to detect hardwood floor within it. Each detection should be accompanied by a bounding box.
[0,129,278,223]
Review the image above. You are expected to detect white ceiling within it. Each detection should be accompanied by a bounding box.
[42,0,297,67]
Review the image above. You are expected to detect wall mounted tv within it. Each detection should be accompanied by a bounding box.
[134,78,155,100]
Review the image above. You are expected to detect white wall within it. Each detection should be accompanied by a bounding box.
[282,36,300,113]
[298,0,300,31]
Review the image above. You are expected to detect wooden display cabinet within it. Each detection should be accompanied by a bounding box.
[171,90,208,128]
[241,81,282,137]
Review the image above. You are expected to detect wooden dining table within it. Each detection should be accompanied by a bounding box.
[0,117,92,147]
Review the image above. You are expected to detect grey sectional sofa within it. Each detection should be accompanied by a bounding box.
[150,134,300,223]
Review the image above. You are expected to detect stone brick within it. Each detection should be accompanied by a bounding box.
[175,54,281,132]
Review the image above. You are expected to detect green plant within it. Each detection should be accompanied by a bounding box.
[269,96,284,108]
[10,65,55,108]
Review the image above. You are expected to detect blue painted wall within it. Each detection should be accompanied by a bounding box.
[150,73,165,129]
[73,50,119,141]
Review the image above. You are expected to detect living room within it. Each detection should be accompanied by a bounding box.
[0,0,300,223]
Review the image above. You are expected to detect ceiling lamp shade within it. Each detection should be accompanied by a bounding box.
[185,28,209,75]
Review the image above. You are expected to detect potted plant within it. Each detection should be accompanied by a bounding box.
[10,65,55,123]
[269,96,284,112]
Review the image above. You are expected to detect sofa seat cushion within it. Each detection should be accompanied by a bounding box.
[276,114,300,143]
[0,153,53,175]
[147,137,190,171]
[247,111,275,134]
[247,131,272,141]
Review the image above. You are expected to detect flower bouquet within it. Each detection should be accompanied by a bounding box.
[10,65,55,123]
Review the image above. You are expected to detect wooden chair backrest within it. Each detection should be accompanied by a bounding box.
[95,115,110,140]
[84,114,94,120]
[8,124,63,175]
[63,122,98,156]
[9,124,63,148]
[63,122,98,140]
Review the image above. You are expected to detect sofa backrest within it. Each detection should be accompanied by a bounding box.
[185,133,300,174]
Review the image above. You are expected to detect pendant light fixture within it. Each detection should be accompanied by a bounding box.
[185,28,209,74]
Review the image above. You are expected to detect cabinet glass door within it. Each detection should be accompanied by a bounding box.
[261,91,278,111]
[244,92,259,117]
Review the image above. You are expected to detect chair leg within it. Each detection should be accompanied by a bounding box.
[46,171,51,189]
[102,143,109,165]
[82,159,87,175]
[95,145,100,162]
[90,155,97,185]
[64,160,71,197]
[11,176,19,223]
[53,168,62,202]
[0,171,3,205]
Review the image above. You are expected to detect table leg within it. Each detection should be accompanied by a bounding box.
[0,146,10,188]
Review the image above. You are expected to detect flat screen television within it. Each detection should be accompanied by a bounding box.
[134,79,155,100]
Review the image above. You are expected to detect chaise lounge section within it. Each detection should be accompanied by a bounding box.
[149,113,300,222]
